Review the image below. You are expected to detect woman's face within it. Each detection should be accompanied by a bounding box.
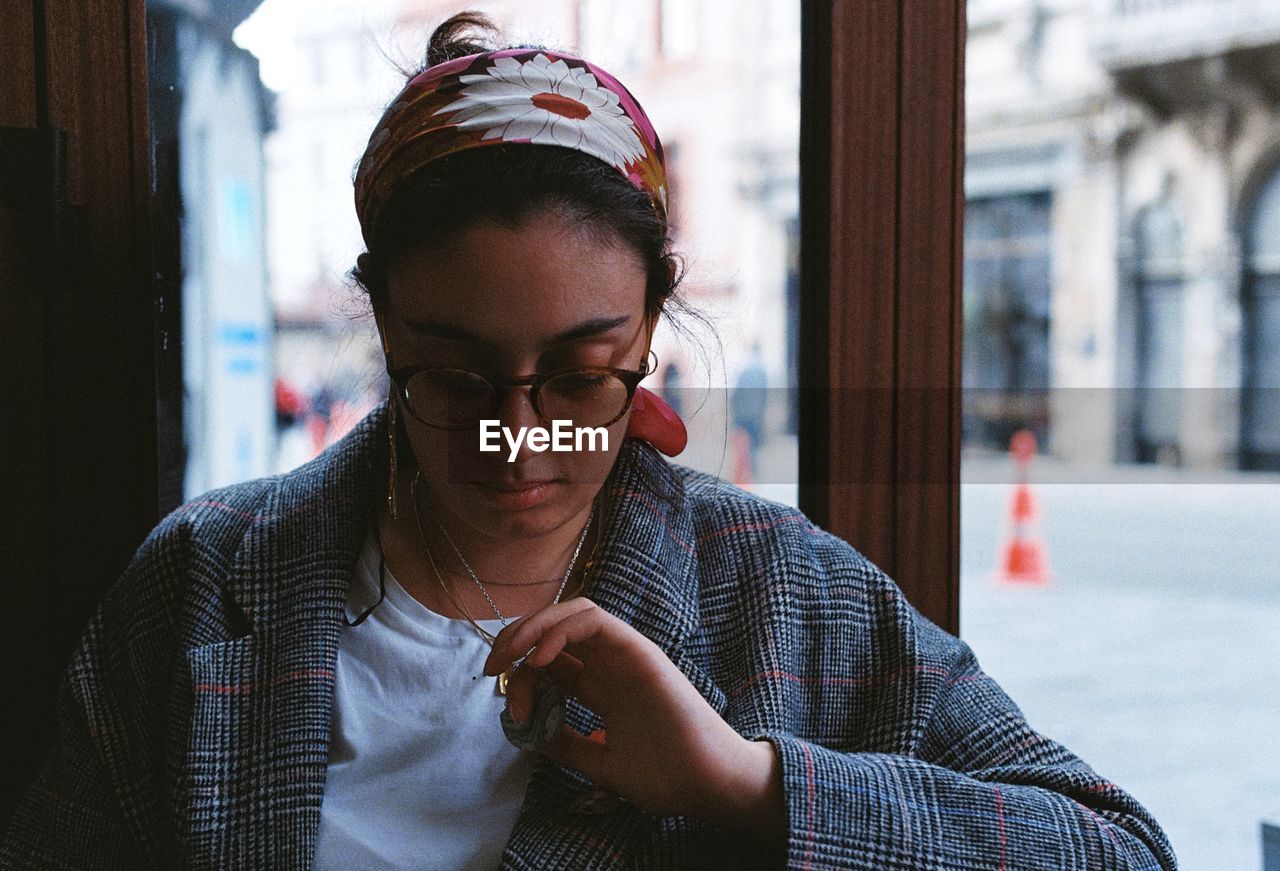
[376,212,654,541]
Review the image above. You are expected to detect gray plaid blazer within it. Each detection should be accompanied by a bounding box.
[2,401,1177,870]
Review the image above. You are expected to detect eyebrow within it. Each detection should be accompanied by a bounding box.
[402,314,633,348]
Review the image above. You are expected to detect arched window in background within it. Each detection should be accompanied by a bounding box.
[1242,162,1280,471]
[961,192,1052,451]
[1132,194,1185,465]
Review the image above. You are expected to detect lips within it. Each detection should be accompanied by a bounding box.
[473,479,559,510]
[477,480,557,491]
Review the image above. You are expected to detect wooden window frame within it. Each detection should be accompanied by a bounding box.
[798,0,965,633]
[1,0,156,826]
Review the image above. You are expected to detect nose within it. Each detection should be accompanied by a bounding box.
[492,385,547,461]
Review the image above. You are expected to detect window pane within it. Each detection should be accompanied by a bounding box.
[962,2,1280,868]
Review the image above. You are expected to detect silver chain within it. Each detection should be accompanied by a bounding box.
[430,499,597,628]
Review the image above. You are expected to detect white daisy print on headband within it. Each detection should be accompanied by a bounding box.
[434,53,649,171]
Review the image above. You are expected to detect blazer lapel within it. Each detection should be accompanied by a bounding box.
[498,432,727,870]
[177,404,382,869]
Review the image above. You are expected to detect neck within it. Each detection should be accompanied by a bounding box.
[379,465,604,597]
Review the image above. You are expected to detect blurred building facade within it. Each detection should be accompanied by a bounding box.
[148,0,277,499]
[966,0,1280,471]
[260,0,405,471]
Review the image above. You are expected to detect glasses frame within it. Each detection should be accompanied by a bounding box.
[387,350,656,432]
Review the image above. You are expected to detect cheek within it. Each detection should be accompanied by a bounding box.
[400,423,473,486]
[562,422,626,486]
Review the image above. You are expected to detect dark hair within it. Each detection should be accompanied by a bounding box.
[349,11,713,349]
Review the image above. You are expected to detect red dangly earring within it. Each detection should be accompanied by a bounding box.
[624,350,688,456]
[626,387,687,456]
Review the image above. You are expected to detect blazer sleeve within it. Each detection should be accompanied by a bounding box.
[0,651,142,869]
[745,528,1178,871]
[0,511,187,870]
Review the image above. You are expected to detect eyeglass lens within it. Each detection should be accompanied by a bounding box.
[404,369,633,428]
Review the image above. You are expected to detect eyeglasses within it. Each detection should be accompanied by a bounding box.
[387,350,656,431]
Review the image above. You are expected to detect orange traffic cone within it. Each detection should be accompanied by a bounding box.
[994,429,1052,585]
[730,428,754,487]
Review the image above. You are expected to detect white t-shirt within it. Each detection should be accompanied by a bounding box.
[311,527,536,870]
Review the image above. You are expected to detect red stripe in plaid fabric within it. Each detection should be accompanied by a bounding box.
[800,739,816,871]
[1083,781,1119,793]
[194,668,333,695]
[607,487,695,552]
[187,497,348,524]
[696,514,819,543]
[988,734,1048,767]
[994,785,1008,870]
[943,673,993,687]
[726,664,953,702]
[577,832,623,863]
[1077,801,1123,849]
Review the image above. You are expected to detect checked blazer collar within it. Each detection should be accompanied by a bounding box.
[198,398,725,869]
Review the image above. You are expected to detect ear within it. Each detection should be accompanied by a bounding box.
[642,309,660,356]
[371,295,393,366]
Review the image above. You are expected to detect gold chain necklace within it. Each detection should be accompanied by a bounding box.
[428,476,595,635]
[409,469,603,695]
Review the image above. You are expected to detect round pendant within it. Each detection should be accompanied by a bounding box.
[500,681,567,752]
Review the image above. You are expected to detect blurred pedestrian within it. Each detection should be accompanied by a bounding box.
[731,341,769,463]
[660,358,684,418]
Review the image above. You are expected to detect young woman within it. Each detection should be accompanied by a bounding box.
[1,12,1177,870]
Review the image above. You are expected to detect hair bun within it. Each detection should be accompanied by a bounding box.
[423,10,501,71]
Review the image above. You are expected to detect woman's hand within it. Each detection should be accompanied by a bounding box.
[481,598,785,842]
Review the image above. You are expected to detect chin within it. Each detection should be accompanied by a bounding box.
[461,486,574,536]
[484,513,559,540]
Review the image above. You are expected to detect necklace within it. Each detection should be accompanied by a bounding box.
[409,469,600,695]
[432,490,594,630]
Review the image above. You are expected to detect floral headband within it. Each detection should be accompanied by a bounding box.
[353,48,669,246]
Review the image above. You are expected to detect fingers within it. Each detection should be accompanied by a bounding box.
[503,651,583,723]
[521,607,605,671]
[535,648,584,691]
[483,597,596,676]
[522,608,627,710]
[542,722,611,787]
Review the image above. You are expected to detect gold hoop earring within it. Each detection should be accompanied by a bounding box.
[387,395,400,521]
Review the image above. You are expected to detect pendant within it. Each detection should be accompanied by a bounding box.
[500,681,567,753]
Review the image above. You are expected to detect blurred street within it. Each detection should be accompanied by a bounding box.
[960,454,1280,871]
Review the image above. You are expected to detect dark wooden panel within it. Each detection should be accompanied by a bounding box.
[799,0,964,633]
[0,0,157,827]
[0,3,59,828]
[832,1,901,576]
[893,1,965,632]
[40,0,158,644]
[0,143,58,828]
[0,0,37,127]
